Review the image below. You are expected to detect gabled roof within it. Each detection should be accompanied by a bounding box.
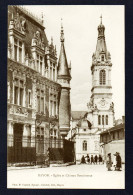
[71,111,88,120]
[100,123,125,135]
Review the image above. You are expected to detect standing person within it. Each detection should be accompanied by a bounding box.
[113,153,117,171]
[91,155,94,164]
[94,155,98,164]
[106,153,112,171]
[116,152,122,171]
[81,155,86,164]
[99,155,102,164]
[85,154,90,164]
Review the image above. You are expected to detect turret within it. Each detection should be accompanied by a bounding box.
[57,21,71,139]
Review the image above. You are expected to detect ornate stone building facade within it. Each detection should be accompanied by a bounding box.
[7,6,71,164]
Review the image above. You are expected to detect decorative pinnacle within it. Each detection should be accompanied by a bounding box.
[100,15,102,24]
[51,36,53,45]
[60,18,64,42]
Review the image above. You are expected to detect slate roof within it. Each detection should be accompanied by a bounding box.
[100,123,125,135]
[71,111,88,120]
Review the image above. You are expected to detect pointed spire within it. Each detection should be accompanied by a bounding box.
[100,14,102,24]
[58,20,70,78]
[60,18,64,42]
[95,16,108,60]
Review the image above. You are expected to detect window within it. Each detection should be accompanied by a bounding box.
[14,38,22,63]
[98,115,101,125]
[19,88,23,106]
[102,115,104,125]
[14,86,18,104]
[106,115,108,125]
[83,140,87,151]
[40,97,44,113]
[36,127,44,153]
[101,55,104,61]
[28,90,31,107]
[99,70,106,85]
[36,54,44,74]
[37,95,39,111]
[14,79,24,106]
[37,89,45,113]
[54,102,56,116]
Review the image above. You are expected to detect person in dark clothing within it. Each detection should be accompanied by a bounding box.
[91,155,94,164]
[99,155,102,164]
[81,155,86,164]
[94,155,98,164]
[116,152,122,171]
[85,154,90,164]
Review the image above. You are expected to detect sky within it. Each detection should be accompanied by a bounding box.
[24,5,124,120]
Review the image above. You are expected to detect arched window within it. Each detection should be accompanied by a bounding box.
[98,115,101,125]
[106,115,108,125]
[83,140,87,151]
[102,115,104,125]
[101,55,104,61]
[99,70,106,85]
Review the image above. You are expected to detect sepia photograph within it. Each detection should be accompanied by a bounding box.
[7,5,125,189]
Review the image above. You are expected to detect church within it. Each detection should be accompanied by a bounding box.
[69,17,115,162]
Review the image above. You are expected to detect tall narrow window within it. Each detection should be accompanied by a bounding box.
[28,90,31,107]
[14,86,18,104]
[19,41,22,63]
[98,115,101,125]
[37,96,40,112]
[99,70,106,85]
[40,56,43,74]
[54,102,56,116]
[106,115,108,125]
[40,97,44,113]
[83,140,87,151]
[37,54,39,71]
[102,115,104,125]
[19,88,23,106]
[101,55,104,61]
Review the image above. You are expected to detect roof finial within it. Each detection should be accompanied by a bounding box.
[51,36,53,45]
[60,18,64,42]
[100,14,102,24]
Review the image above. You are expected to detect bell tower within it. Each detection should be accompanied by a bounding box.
[57,22,71,138]
[87,16,114,132]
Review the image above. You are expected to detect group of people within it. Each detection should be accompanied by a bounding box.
[80,154,103,164]
[106,152,122,171]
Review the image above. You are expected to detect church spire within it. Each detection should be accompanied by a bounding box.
[57,20,70,78]
[95,16,108,60]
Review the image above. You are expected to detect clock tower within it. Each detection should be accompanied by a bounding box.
[87,16,114,132]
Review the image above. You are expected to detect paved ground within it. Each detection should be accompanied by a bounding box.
[7,164,125,189]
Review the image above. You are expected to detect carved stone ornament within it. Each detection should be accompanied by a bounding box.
[13,13,26,33]
[32,31,44,50]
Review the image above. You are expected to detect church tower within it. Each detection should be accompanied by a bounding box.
[57,23,71,138]
[87,16,114,132]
